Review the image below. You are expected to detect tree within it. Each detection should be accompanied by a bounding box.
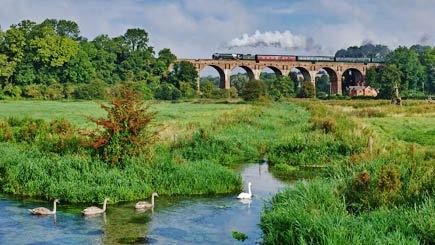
[231,73,249,95]
[41,19,81,41]
[315,74,330,97]
[83,84,158,167]
[124,28,149,52]
[268,75,295,100]
[385,46,426,93]
[168,61,198,90]
[372,65,402,99]
[297,81,315,98]
[31,34,79,68]
[335,43,390,58]
[420,47,435,94]
[241,79,267,101]
[201,80,214,98]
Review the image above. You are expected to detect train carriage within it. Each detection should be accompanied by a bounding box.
[297,56,335,62]
[335,57,371,63]
[255,55,297,62]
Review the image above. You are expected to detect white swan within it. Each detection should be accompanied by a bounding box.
[237,182,252,199]
[135,192,158,209]
[82,197,110,216]
[29,199,59,215]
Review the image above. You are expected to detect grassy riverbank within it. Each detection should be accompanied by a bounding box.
[261,99,435,244]
[0,100,323,203]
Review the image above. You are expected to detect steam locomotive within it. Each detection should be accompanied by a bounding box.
[211,53,384,63]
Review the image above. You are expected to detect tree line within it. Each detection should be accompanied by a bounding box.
[366,45,435,98]
[0,19,198,100]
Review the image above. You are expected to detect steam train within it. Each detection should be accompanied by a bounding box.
[211,53,384,63]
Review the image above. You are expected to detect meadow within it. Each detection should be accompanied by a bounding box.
[0,99,433,243]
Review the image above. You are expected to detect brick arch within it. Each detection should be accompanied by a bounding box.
[317,67,338,94]
[342,68,364,92]
[291,66,311,82]
[198,65,226,89]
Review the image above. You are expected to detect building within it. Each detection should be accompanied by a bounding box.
[347,82,378,97]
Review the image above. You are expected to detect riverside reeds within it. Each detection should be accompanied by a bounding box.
[260,99,435,244]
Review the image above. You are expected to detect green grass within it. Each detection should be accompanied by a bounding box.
[0,100,317,202]
[260,99,435,244]
[0,100,104,128]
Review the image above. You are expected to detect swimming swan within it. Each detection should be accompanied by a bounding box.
[82,197,110,216]
[135,192,158,209]
[237,182,252,199]
[29,199,59,215]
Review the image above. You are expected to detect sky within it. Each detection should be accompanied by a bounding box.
[1,0,435,59]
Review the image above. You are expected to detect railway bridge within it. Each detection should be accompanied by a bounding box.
[180,59,383,95]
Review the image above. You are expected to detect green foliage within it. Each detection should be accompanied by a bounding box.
[200,80,214,98]
[0,117,82,154]
[241,79,267,101]
[315,74,330,96]
[261,99,435,244]
[0,143,241,202]
[154,82,181,100]
[385,46,426,93]
[74,78,106,100]
[0,19,182,101]
[231,73,249,95]
[232,231,248,242]
[297,81,315,98]
[268,75,295,100]
[167,61,198,90]
[261,179,432,244]
[369,65,402,98]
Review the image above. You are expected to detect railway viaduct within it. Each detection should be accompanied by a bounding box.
[180,59,383,95]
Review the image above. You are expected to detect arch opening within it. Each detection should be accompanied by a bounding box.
[315,67,338,96]
[198,65,225,97]
[230,66,255,96]
[342,68,363,94]
[290,67,311,89]
[259,66,282,86]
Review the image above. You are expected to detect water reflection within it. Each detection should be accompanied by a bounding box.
[0,163,293,244]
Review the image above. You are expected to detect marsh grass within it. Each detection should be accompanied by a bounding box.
[261,179,433,244]
[261,99,435,244]
[0,142,241,203]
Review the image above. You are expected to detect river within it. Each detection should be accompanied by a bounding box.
[0,163,293,244]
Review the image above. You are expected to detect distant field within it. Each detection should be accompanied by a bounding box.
[0,100,104,127]
[317,99,435,147]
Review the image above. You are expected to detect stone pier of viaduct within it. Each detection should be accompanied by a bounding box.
[180,59,383,95]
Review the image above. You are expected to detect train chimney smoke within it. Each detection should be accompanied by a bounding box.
[227,30,307,49]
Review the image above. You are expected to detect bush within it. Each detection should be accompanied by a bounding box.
[297,81,315,98]
[83,84,159,167]
[241,79,267,101]
[154,82,181,100]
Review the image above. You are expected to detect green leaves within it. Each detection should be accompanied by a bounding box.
[30,35,79,67]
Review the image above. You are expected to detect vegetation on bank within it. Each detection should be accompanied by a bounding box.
[260,100,435,244]
[0,98,320,203]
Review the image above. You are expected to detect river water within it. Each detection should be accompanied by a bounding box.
[0,163,292,244]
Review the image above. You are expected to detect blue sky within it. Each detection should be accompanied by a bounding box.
[1,0,435,58]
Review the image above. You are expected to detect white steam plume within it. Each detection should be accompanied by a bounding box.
[227,30,308,49]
